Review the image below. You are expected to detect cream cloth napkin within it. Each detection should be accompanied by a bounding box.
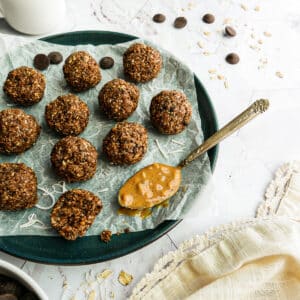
[130,162,300,300]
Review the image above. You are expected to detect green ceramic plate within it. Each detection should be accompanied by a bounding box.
[0,31,218,265]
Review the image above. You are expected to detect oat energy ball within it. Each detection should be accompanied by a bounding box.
[51,189,102,240]
[51,136,97,183]
[98,79,139,121]
[150,90,192,134]
[45,94,89,136]
[63,51,101,92]
[0,163,38,211]
[103,122,148,165]
[3,66,46,106]
[0,108,40,154]
[123,43,162,83]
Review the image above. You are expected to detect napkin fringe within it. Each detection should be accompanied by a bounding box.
[130,217,274,300]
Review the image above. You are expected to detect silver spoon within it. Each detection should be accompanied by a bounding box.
[119,99,270,210]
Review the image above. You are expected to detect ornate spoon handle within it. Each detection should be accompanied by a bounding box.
[179,99,269,168]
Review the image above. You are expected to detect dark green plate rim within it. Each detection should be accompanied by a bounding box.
[0,31,218,265]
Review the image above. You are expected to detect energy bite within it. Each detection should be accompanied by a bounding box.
[45,94,89,136]
[150,90,192,134]
[51,136,97,183]
[0,163,37,211]
[0,108,40,154]
[123,43,162,83]
[3,66,46,106]
[98,79,139,121]
[51,189,102,240]
[63,51,101,92]
[103,122,148,165]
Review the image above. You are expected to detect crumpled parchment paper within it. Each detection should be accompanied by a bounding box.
[0,38,211,236]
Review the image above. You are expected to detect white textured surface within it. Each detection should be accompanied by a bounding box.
[0,0,300,299]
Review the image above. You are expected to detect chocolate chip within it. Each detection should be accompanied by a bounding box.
[225,26,236,37]
[174,17,187,29]
[99,57,114,69]
[48,51,63,64]
[226,53,240,64]
[202,13,215,24]
[153,13,166,23]
[33,54,49,70]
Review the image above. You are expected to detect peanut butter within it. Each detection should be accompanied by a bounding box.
[118,163,181,210]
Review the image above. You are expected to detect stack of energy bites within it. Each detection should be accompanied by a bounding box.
[0,42,192,241]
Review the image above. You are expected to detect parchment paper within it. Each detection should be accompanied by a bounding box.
[0,38,211,236]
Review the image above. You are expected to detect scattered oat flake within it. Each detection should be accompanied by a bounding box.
[118,270,133,286]
[258,39,263,44]
[224,79,229,89]
[217,74,224,80]
[110,291,115,298]
[203,51,210,56]
[254,5,260,11]
[275,71,284,78]
[203,31,211,36]
[223,18,232,24]
[208,69,216,74]
[197,41,204,49]
[98,269,113,279]
[62,280,68,289]
[209,76,215,80]
[250,33,255,39]
[241,4,248,11]
[264,31,272,37]
[88,290,96,300]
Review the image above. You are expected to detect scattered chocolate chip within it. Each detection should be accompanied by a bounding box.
[202,13,215,24]
[225,26,236,37]
[226,53,240,64]
[174,17,187,29]
[153,13,166,23]
[48,51,63,64]
[33,54,50,70]
[99,57,114,69]
[124,227,130,234]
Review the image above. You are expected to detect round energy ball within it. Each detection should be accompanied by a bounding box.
[51,136,98,183]
[102,122,148,165]
[63,51,101,92]
[123,43,162,83]
[98,79,139,121]
[0,108,40,154]
[3,66,46,106]
[51,189,102,240]
[0,163,38,211]
[150,90,192,134]
[45,94,89,136]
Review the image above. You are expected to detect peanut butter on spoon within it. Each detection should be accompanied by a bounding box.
[118,100,269,210]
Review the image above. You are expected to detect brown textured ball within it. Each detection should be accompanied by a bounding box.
[45,94,89,136]
[103,122,148,165]
[0,108,40,154]
[63,51,101,92]
[123,43,162,83]
[98,79,139,121]
[150,90,192,134]
[51,189,102,240]
[3,66,46,106]
[51,136,98,183]
[0,163,38,211]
